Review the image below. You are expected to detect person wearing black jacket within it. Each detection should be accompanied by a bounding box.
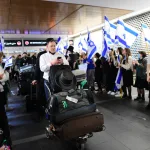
[20,52,29,67]
[94,53,103,93]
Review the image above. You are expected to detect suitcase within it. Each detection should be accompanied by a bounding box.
[47,89,95,123]
[25,84,37,112]
[57,112,104,140]
[72,70,86,83]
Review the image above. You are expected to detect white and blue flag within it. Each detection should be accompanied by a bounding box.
[0,36,4,52]
[104,16,117,46]
[101,16,116,57]
[56,37,64,54]
[125,23,139,48]
[87,31,97,60]
[78,34,87,52]
[142,24,150,45]
[64,36,69,50]
[102,28,109,57]
[4,56,13,69]
[115,19,126,47]
[115,19,139,48]
[115,55,123,90]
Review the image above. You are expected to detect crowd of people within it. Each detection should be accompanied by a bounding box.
[1,38,150,150]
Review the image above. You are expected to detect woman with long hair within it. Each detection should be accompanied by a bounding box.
[0,52,12,149]
[119,48,133,99]
[134,51,147,103]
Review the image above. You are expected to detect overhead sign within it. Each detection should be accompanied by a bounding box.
[24,40,47,46]
[4,40,22,47]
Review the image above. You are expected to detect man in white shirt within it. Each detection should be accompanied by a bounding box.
[146,54,150,109]
[40,39,69,101]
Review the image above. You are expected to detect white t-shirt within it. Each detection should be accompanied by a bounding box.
[148,55,150,65]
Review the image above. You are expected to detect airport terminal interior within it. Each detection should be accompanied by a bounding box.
[1,0,150,150]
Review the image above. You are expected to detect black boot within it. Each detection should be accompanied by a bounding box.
[138,96,145,103]
[134,95,141,101]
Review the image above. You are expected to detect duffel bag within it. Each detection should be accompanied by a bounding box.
[49,89,93,114]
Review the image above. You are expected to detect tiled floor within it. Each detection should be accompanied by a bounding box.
[7,84,150,150]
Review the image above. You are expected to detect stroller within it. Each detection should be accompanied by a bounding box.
[45,65,104,150]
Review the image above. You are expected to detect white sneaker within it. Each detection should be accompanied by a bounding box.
[115,93,121,97]
[110,92,115,96]
[107,91,111,94]
[115,91,120,95]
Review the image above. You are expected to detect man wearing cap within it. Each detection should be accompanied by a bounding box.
[40,39,69,101]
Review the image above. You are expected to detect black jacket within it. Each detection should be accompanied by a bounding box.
[34,51,47,81]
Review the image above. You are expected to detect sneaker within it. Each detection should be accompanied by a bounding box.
[110,92,115,96]
[115,91,120,95]
[115,93,122,97]
[107,91,111,94]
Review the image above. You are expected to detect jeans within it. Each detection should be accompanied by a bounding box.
[44,80,51,102]
[87,69,95,87]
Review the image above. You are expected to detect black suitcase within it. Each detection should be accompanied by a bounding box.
[25,84,37,112]
[47,89,95,124]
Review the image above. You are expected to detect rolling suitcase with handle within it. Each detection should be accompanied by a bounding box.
[25,84,36,112]
[57,111,104,140]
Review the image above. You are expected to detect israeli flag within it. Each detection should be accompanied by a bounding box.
[0,36,4,52]
[115,68,123,90]
[102,28,109,57]
[78,34,87,52]
[115,55,123,90]
[115,19,127,48]
[125,23,139,48]
[87,31,97,60]
[101,17,116,57]
[142,24,150,45]
[56,37,64,54]
[115,19,139,48]
[64,36,69,50]
[104,16,117,46]
[4,56,13,69]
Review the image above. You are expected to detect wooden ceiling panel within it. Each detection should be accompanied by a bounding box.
[49,6,132,34]
[6,0,82,31]
[0,0,132,34]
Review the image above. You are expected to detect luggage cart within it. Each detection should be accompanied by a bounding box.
[45,65,105,150]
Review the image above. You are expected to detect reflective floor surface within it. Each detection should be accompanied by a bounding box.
[8,84,150,150]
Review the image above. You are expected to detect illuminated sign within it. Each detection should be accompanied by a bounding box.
[5,40,22,47]
[24,40,47,46]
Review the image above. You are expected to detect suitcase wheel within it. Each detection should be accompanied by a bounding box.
[45,127,54,139]
[76,143,85,150]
